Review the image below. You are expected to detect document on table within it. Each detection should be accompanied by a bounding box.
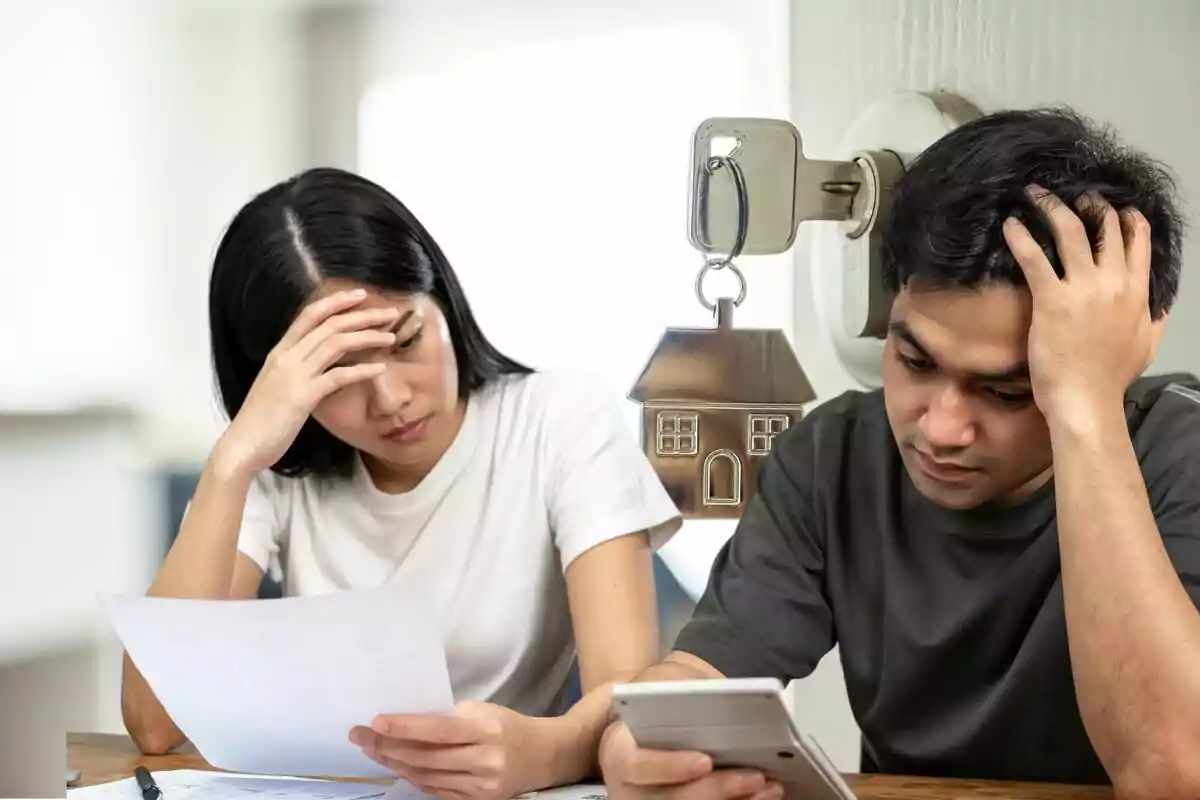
[67,769,399,800]
[100,582,454,779]
[516,785,608,800]
[70,771,604,800]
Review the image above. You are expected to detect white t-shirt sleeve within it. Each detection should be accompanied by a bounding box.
[233,471,287,583]
[539,372,682,570]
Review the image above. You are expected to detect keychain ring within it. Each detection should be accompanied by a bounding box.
[695,257,748,311]
[705,154,749,269]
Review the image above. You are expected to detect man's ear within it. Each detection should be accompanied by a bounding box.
[1147,311,1169,366]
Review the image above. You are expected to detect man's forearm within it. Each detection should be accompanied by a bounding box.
[1050,404,1200,794]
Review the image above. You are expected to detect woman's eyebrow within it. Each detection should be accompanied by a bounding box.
[386,309,416,333]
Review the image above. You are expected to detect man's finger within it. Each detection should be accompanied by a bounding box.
[624,748,714,786]
[1026,184,1094,278]
[372,713,486,745]
[1120,207,1153,283]
[671,770,769,800]
[747,781,785,800]
[1078,192,1124,272]
[1002,217,1058,295]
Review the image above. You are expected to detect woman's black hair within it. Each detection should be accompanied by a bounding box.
[208,167,532,479]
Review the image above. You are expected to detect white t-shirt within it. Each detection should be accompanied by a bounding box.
[234,370,682,716]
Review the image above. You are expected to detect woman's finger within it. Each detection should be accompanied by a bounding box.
[374,742,500,776]
[367,750,481,794]
[311,362,386,401]
[372,713,489,746]
[349,726,379,750]
[393,764,495,796]
[305,329,396,373]
[275,289,369,351]
[293,306,401,362]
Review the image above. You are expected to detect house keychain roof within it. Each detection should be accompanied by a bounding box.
[628,297,816,408]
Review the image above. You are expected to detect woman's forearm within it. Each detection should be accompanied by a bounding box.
[534,653,722,788]
[121,451,257,753]
[121,654,187,755]
[149,451,256,599]
[528,680,632,789]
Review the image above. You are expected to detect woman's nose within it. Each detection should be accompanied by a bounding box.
[369,369,413,416]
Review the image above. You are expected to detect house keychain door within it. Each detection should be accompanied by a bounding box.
[628,154,816,519]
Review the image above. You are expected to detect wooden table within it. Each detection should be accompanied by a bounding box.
[69,733,1113,799]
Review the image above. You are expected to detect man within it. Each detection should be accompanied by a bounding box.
[600,108,1199,800]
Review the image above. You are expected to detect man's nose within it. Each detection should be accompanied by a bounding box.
[918,386,976,450]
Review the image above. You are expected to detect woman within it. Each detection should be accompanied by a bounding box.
[121,167,681,798]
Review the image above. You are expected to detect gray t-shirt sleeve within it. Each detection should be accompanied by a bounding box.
[673,440,836,681]
[1138,382,1200,606]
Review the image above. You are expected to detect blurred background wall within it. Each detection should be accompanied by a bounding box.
[1,0,1196,777]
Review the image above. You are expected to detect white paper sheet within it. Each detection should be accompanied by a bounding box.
[515,784,608,800]
[69,771,601,800]
[100,583,455,778]
[68,769,390,800]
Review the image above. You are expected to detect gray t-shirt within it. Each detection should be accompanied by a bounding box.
[674,373,1200,785]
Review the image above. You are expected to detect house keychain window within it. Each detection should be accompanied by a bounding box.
[628,154,816,519]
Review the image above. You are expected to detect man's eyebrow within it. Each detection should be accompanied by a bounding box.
[976,362,1030,382]
[887,320,933,360]
[887,320,1030,382]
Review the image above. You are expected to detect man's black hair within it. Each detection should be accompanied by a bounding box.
[881,107,1185,319]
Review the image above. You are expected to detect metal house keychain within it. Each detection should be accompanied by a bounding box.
[628,154,816,519]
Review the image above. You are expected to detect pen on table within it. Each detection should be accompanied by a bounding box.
[134,766,162,800]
